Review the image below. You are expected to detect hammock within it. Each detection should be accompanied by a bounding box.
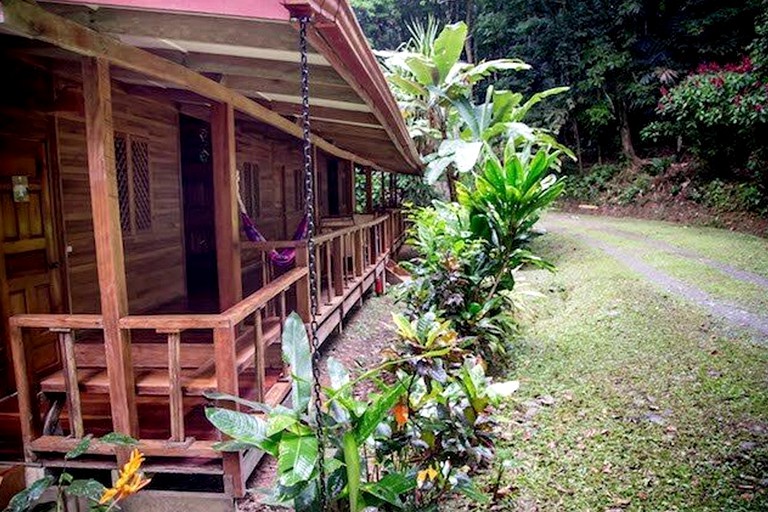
[240,211,309,269]
[236,172,309,268]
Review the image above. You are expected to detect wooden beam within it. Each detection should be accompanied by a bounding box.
[271,101,380,126]
[40,4,316,57]
[222,75,364,105]
[81,57,138,437]
[212,102,242,311]
[0,0,395,172]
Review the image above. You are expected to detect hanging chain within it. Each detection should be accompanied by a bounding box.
[298,15,327,509]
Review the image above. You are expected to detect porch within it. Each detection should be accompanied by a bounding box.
[8,209,405,495]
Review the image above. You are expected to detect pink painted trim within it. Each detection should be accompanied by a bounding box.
[51,0,290,20]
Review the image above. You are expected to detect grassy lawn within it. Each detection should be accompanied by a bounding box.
[568,226,768,315]
[572,216,768,278]
[462,231,768,511]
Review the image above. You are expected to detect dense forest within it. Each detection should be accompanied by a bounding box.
[353,0,768,228]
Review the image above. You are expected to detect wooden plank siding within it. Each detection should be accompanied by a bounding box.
[60,86,184,314]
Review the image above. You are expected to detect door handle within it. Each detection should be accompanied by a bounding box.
[49,261,61,269]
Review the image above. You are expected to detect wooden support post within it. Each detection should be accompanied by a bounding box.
[9,324,41,458]
[253,311,265,402]
[331,236,344,296]
[165,330,184,442]
[350,162,357,213]
[295,247,311,323]
[82,57,138,437]
[214,325,244,497]
[365,167,373,213]
[212,102,242,312]
[53,328,84,439]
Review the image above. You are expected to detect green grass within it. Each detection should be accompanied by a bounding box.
[455,232,768,511]
[576,215,768,278]
[566,225,768,314]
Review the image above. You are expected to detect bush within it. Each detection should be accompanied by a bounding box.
[642,57,768,176]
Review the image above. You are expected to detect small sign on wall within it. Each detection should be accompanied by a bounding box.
[12,176,29,203]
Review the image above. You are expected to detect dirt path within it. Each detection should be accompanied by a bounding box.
[544,213,768,339]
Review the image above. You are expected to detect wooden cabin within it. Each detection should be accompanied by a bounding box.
[0,0,421,500]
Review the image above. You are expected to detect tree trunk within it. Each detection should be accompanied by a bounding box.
[446,168,458,202]
[618,102,640,167]
[464,0,475,63]
[572,118,583,173]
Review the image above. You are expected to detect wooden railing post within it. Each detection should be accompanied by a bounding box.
[163,329,184,442]
[82,57,138,437]
[295,246,311,323]
[324,243,332,303]
[9,323,41,459]
[51,328,84,439]
[332,236,344,297]
[354,229,364,276]
[253,311,265,402]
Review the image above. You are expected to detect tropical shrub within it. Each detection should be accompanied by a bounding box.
[398,142,565,360]
[207,312,519,511]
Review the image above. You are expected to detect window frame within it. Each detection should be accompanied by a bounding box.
[114,132,153,237]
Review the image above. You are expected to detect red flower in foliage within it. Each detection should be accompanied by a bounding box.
[734,95,743,106]
[756,104,765,113]
[710,76,725,88]
[660,86,668,96]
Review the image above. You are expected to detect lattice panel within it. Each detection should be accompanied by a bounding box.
[131,139,152,231]
[240,162,260,217]
[114,135,131,232]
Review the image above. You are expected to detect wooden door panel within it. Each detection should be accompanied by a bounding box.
[0,136,63,396]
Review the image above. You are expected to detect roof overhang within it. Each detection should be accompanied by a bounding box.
[0,0,422,174]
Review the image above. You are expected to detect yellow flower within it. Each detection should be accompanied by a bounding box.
[393,402,409,429]
[99,449,152,505]
[416,466,438,488]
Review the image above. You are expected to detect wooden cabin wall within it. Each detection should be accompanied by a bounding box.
[56,77,185,314]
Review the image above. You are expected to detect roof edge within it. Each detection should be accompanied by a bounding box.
[283,0,423,174]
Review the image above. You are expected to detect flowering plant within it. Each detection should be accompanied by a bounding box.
[643,56,768,173]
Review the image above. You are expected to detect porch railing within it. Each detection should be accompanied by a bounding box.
[7,209,406,472]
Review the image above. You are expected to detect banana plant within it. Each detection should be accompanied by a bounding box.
[424,85,574,184]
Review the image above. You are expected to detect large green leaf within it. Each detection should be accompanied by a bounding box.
[99,432,138,447]
[404,54,438,86]
[6,476,54,512]
[463,59,531,83]
[205,407,267,447]
[66,479,106,501]
[277,433,318,483]
[355,381,406,443]
[282,312,312,413]
[387,74,428,98]
[204,391,274,413]
[433,22,468,82]
[267,413,299,437]
[65,434,93,460]
[362,472,415,507]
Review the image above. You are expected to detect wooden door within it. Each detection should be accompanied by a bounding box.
[0,135,64,397]
[179,115,218,300]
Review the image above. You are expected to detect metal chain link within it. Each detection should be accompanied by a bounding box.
[298,15,327,509]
